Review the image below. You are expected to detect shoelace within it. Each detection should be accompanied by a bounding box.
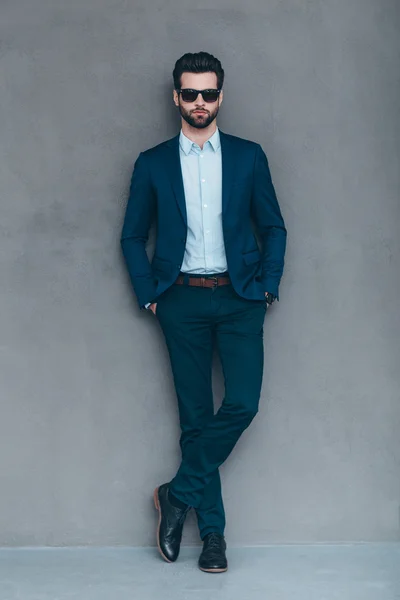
[205,533,224,548]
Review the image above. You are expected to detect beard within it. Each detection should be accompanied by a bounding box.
[178,102,220,129]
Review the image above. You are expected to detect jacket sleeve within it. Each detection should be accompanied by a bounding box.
[120,152,157,308]
[250,144,287,300]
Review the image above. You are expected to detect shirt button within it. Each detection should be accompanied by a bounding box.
[204,204,207,208]
[201,178,206,182]
[200,155,204,158]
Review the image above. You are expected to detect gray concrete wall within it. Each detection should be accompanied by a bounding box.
[0,0,399,546]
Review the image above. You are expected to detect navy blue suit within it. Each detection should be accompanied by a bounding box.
[120,129,287,540]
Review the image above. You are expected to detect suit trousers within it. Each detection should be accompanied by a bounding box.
[155,275,266,540]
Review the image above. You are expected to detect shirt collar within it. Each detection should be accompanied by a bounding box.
[179,126,220,155]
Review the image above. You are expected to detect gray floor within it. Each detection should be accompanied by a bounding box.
[0,544,399,600]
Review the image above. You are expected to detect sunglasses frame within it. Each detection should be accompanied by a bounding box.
[176,88,222,103]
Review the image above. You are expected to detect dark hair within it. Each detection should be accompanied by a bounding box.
[173,51,224,90]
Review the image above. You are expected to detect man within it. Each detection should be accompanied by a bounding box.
[120,51,287,573]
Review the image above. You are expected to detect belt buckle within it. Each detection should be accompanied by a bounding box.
[210,276,219,288]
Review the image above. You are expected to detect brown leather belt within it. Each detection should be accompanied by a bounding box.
[175,275,231,288]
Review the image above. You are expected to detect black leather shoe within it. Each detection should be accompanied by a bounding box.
[198,532,228,573]
[153,483,190,563]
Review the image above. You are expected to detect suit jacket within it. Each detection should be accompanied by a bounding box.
[120,129,287,309]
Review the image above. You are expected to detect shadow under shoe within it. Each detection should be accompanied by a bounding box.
[154,483,191,563]
[198,532,228,573]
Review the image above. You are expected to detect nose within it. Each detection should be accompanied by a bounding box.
[194,93,206,105]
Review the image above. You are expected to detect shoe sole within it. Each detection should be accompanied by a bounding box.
[153,486,173,563]
[199,565,228,573]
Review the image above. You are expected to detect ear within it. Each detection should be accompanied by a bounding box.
[173,89,179,107]
[219,89,223,105]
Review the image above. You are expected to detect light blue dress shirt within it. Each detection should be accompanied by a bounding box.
[179,126,228,274]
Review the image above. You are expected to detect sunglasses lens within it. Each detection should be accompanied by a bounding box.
[181,90,198,102]
[202,90,219,103]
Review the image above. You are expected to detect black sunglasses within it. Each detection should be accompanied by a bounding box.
[176,88,221,103]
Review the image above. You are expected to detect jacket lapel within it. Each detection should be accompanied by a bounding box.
[165,128,236,225]
[219,129,235,217]
[165,134,187,224]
